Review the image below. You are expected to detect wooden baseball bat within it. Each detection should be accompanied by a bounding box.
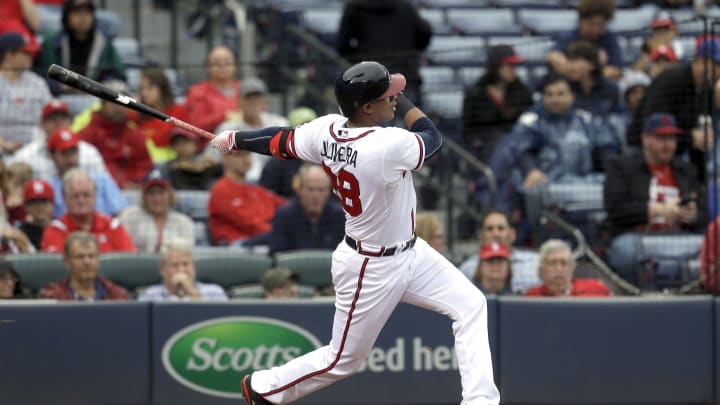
[46,64,215,140]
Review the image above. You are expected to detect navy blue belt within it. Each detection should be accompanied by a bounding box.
[344,234,417,257]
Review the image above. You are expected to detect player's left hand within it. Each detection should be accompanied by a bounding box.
[211,131,236,154]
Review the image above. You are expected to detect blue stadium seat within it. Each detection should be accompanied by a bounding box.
[670,9,703,35]
[6,253,66,293]
[419,66,458,92]
[113,37,145,67]
[175,190,210,221]
[422,90,464,119]
[493,0,562,7]
[426,35,485,66]
[60,94,98,116]
[301,9,342,35]
[96,9,123,38]
[446,9,521,35]
[677,35,699,60]
[517,9,576,34]
[122,189,141,207]
[274,249,333,290]
[419,0,491,7]
[486,35,553,64]
[195,251,272,289]
[419,9,451,35]
[608,6,658,33]
[457,66,486,87]
[99,253,162,292]
[37,4,62,36]
[194,221,210,247]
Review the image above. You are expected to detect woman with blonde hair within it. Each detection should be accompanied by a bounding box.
[415,212,445,253]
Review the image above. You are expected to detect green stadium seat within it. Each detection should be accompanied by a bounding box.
[274,249,333,289]
[99,253,162,291]
[6,253,66,293]
[194,252,272,289]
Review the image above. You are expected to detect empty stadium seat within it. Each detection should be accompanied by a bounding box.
[670,9,703,35]
[95,9,123,38]
[175,190,210,221]
[457,66,486,87]
[608,6,658,33]
[422,90,464,119]
[195,251,272,289]
[517,9,576,34]
[274,249,333,290]
[6,253,66,293]
[113,37,145,67]
[60,94,98,116]
[419,0,491,7]
[419,66,458,92]
[122,189,141,207]
[194,222,210,247]
[301,9,342,35]
[419,8,451,35]
[486,35,553,64]
[37,4,62,36]
[427,35,485,66]
[493,0,561,7]
[99,253,162,292]
[447,9,521,35]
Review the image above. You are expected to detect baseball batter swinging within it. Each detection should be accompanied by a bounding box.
[211,61,499,405]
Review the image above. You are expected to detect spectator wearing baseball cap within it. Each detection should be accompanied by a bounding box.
[158,128,221,190]
[0,30,52,153]
[33,0,126,96]
[118,170,195,252]
[46,127,127,218]
[262,267,299,299]
[216,76,289,183]
[632,11,684,74]
[626,36,720,182]
[6,99,109,181]
[472,242,513,296]
[16,179,55,249]
[462,44,533,163]
[605,112,705,285]
[77,78,154,189]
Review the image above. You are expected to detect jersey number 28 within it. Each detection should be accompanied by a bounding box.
[322,163,363,216]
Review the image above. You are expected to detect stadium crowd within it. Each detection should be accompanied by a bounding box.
[0,0,719,301]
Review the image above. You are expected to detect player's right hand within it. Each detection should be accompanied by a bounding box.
[211,131,236,154]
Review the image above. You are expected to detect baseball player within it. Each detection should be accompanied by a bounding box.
[212,61,499,405]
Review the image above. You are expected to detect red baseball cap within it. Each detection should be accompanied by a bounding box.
[142,170,171,191]
[479,242,510,260]
[47,128,80,152]
[41,100,70,120]
[650,45,678,63]
[23,179,55,202]
[650,11,676,30]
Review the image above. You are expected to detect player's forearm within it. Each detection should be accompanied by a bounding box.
[395,94,442,157]
[229,126,295,158]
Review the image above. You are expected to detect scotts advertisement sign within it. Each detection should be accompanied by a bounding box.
[162,316,322,398]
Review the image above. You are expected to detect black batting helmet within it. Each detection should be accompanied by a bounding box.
[335,61,406,118]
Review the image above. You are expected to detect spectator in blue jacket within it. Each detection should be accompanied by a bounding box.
[546,0,623,80]
[269,163,345,255]
[508,73,621,191]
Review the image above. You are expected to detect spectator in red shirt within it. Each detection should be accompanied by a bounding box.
[77,79,153,189]
[0,1,40,46]
[699,217,720,294]
[41,168,136,253]
[40,230,128,301]
[128,66,190,163]
[525,239,611,297]
[208,149,286,246]
[185,46,240,133]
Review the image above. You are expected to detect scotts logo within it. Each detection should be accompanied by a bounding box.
[162,317,321,398]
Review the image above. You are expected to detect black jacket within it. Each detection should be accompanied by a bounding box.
[337,0,432,84]
[462,77,534,162]
[626,64,711,180]
[603,151,705,237]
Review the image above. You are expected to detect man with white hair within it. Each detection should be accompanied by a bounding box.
[137,238,228,301]
[524,239,611,297]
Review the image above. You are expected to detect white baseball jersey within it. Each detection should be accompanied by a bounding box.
[292,114,424,246]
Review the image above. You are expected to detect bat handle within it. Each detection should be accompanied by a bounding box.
[166,117,215,140]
